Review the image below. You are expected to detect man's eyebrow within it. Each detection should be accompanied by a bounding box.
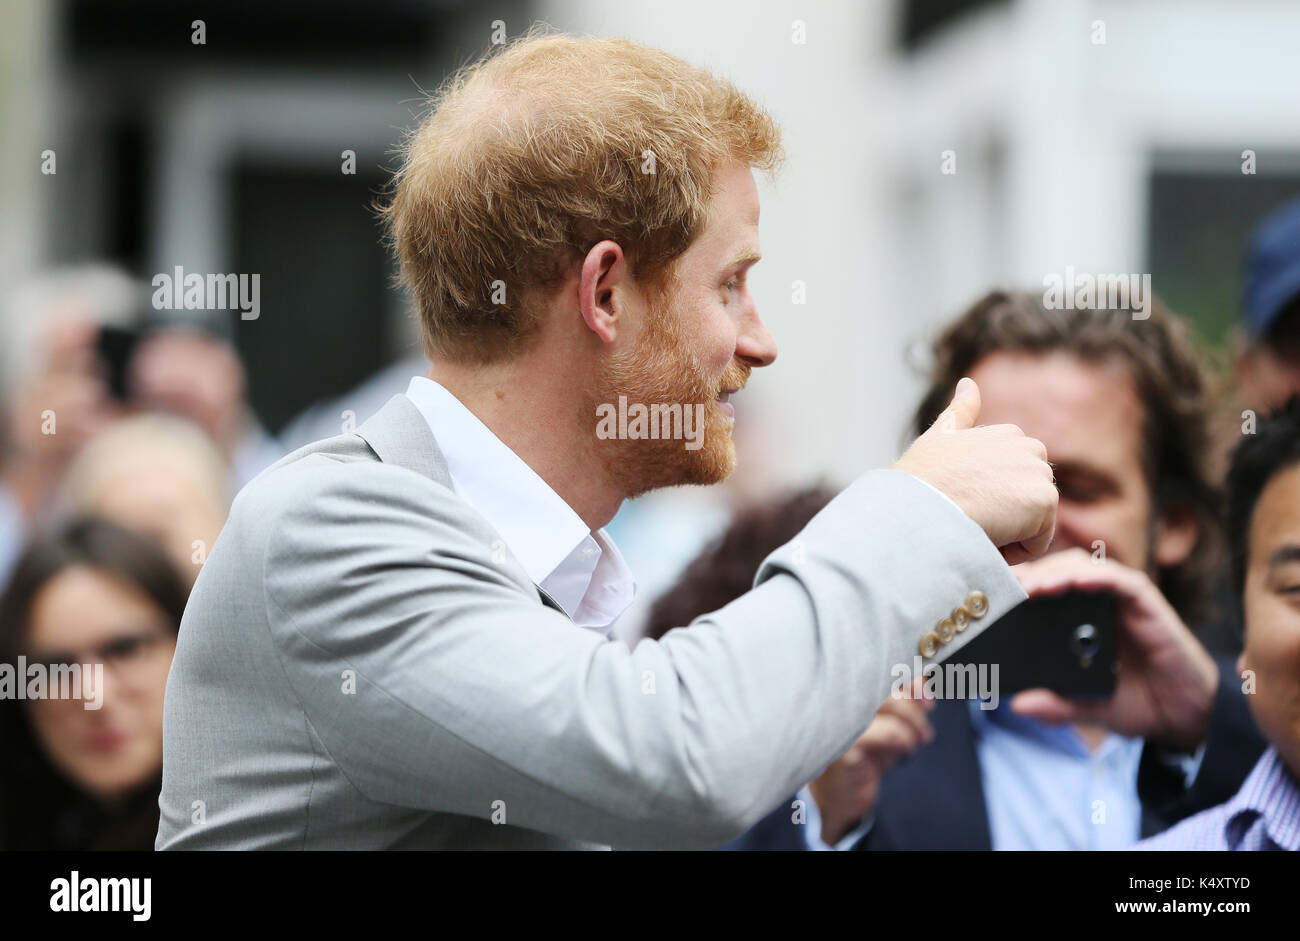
[1267,544,1300,567]
[1051,460,1121,489]
[722,250,762,272]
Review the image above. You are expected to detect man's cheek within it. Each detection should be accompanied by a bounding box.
[711,330,738,375]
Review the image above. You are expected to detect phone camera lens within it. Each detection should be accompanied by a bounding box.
[1071,623,1100,661]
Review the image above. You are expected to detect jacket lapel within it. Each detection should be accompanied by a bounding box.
[354,394,570,620]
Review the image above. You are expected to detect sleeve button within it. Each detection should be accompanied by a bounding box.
[952,605,972,632]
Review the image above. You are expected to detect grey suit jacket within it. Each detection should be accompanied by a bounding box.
[156,393,1025,849]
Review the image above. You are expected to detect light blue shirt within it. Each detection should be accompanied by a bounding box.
[970,700,1147,850]
[1136,747,1300,851]
[801,701,1148,851]
[803,699,1205,851]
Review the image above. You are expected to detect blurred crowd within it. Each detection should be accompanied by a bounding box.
[2,195,1299,851]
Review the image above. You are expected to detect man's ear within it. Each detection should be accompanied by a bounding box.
[1154,502,1200,568]
[579,239,630,345]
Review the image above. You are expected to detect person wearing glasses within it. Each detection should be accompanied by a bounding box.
[0,517,187,849]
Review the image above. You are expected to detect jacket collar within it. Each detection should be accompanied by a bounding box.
[355,394,454,488]
[353,394,569,619]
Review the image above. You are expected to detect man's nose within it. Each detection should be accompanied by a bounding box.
[736,306,777,368]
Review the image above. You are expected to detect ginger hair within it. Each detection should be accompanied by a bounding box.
[380,27,783,363]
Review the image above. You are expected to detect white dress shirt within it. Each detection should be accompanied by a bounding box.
[403,376,636,634]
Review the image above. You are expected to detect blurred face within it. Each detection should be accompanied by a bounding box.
[590,160,777,496]
[7,315,124,467]
[1237,310,1300,414]
[967,350,1191,573]
[1239,463,1300,779]
[21,566,176,803]
[90,460,224,587]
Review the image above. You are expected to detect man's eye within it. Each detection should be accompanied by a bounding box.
[1056,478,1106,503]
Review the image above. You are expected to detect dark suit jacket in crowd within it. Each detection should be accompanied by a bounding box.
[724,659,1265,850]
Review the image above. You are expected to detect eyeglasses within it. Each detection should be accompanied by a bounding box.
[21,624,174,700]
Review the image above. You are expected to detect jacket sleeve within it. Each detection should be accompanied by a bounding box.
[260,459,1025,849]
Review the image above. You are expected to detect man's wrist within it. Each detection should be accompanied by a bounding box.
[820,815,862,847]
[801,783,874,850]
[900,471,966,518]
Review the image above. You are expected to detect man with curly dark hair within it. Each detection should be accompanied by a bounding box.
[729,289,1266,850]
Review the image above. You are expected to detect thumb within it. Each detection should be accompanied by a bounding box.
[932,377,980,433]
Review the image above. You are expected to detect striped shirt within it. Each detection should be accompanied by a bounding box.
[1136,747,1300,851]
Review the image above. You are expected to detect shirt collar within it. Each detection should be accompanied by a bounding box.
[1222,747,1300,851]
[402,376,635,627]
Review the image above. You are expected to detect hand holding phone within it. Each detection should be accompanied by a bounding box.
[1002,549,1220,749]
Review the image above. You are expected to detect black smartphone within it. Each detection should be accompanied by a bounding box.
[94,325,140,402]
[947,589,1120,698]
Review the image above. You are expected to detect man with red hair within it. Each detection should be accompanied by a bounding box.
[157,30,1056,850]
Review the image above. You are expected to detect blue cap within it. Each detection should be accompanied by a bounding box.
[1244,198,1300,338]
